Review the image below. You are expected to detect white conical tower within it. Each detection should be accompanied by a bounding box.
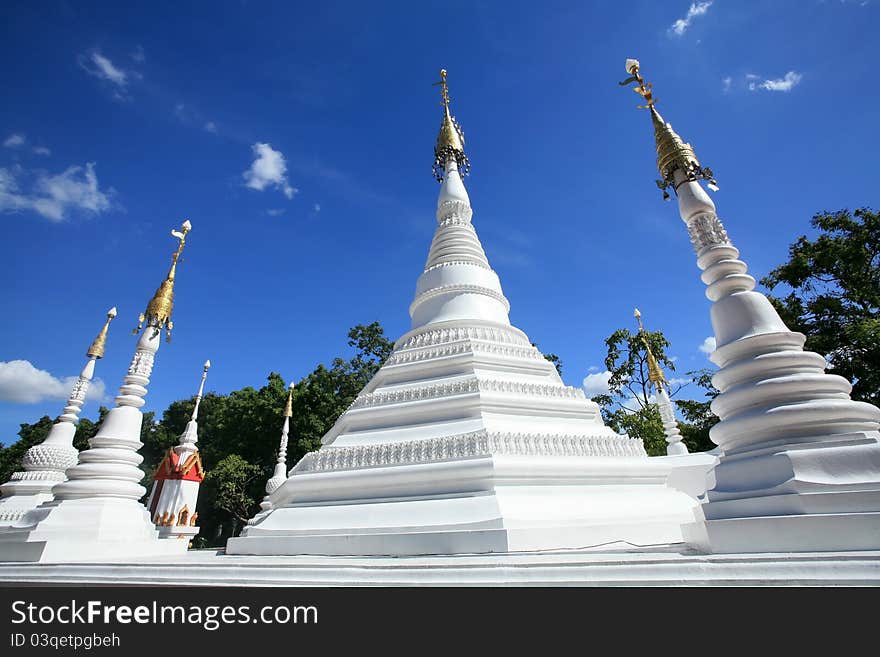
[633,308,687,455]
[146,360,210,542]
[622,59,880,552]
[227,70,701,557]
[0,308,116,526]
[0,221,195,562]
[253,383,294,520]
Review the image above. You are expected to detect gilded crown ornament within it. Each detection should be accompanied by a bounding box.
[86,307,117,359]
[432,69,470,182]
[634,308,666,387]
[284,382,294,418]
[619,59,718,200]
[134,219,192,342]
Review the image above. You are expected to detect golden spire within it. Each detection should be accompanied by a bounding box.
[283,382,294,418]
[86,307,117,359]
[619,59,718,200]
[134,219,192,342]
[432,69,470,182]
[633,308,666,388]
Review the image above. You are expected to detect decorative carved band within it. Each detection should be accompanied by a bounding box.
[409,284,511,315]
[396,325,531,351]
[10,470,66,481]
[687,212,731,253]
[385,340,546,367]
[127,349,155,378]
[21,444,79,471]
[349,377,585,410]
[424,259,492,273]
[295,429,646,474]
[436,199,473,224]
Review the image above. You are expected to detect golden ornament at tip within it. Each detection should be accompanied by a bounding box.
[136,220,192,340]
[432,68,469,181]
[283,384,294,418]
[634,309,667,387]
[618,59,718,197]
[86,306,117,359]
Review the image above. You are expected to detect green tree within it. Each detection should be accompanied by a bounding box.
[761,208,880,406]
[201,454,263,540]
[531,342,563,375]
[591,327,681,455]
[673,368,720,453]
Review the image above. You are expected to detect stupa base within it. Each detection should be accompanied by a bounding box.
[0,497,189,563]
[227,454,703,556]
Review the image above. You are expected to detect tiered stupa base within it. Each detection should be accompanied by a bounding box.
[0,498,188,562]
[228,431,704,557]
[683,430,880,553]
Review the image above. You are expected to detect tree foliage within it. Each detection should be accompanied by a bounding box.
[761,208,880,406]
[590,327,718,455]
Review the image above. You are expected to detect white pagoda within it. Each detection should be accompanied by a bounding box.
[227,70,701,557]
[146,360,210,542]
[621,59,880,553]
[0,308,116,526]
[0,221,195,562]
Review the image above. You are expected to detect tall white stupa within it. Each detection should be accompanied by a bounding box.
[0,221,195,562]
[227,70,701,557]
[0,307,117,526]
[622,60,880,553]
[146,360,210,542]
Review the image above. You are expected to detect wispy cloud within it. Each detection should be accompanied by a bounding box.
[669,1,713,36]
[33,146,51,156]
[266,208,285,217]
[78,50,141,100]
[0,360,106,404]
[722,76,732,93]
[243,143,297,199]
[0,162,114,222]
[750,71,803,92]
[203,121,218,134]
[130,45,145,63]
[3,133,25,148]
[699,336,716,355]
[313,203,321,214]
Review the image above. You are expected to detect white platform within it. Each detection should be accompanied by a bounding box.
[1,545,878,586]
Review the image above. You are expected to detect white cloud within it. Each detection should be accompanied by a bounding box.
[243,143,297,199]
[33,146,51,156]
[80,51,127,88]
[582,370,612,398]
[670,1,713,36]
[722,76,732,93]
[131,45,145,63]
[266,208,285,217]
[3,133,25,148]
[699,336,716,354]
[0,360,106,404]
[757,71,803,92]
[0,162,113,222]
[313,203,321,213]
[203,121,218,134]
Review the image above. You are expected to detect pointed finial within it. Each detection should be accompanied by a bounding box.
[432,68,470,182]
[284,382,294,418]
[87,307,117,359]
[191,358,211,421]
[134,219,192,342]
[619,59,718,200]
[633,308,666,387]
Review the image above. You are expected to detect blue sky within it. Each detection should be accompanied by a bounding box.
[1,0,877,443]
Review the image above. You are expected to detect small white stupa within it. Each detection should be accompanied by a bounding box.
[622,59,880,553]
[146,360,210,542]
[0,307,117,526]
[227,70,701,557]
[251,382,294,522]
[633,308,688,456]
[0,221,195,562]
